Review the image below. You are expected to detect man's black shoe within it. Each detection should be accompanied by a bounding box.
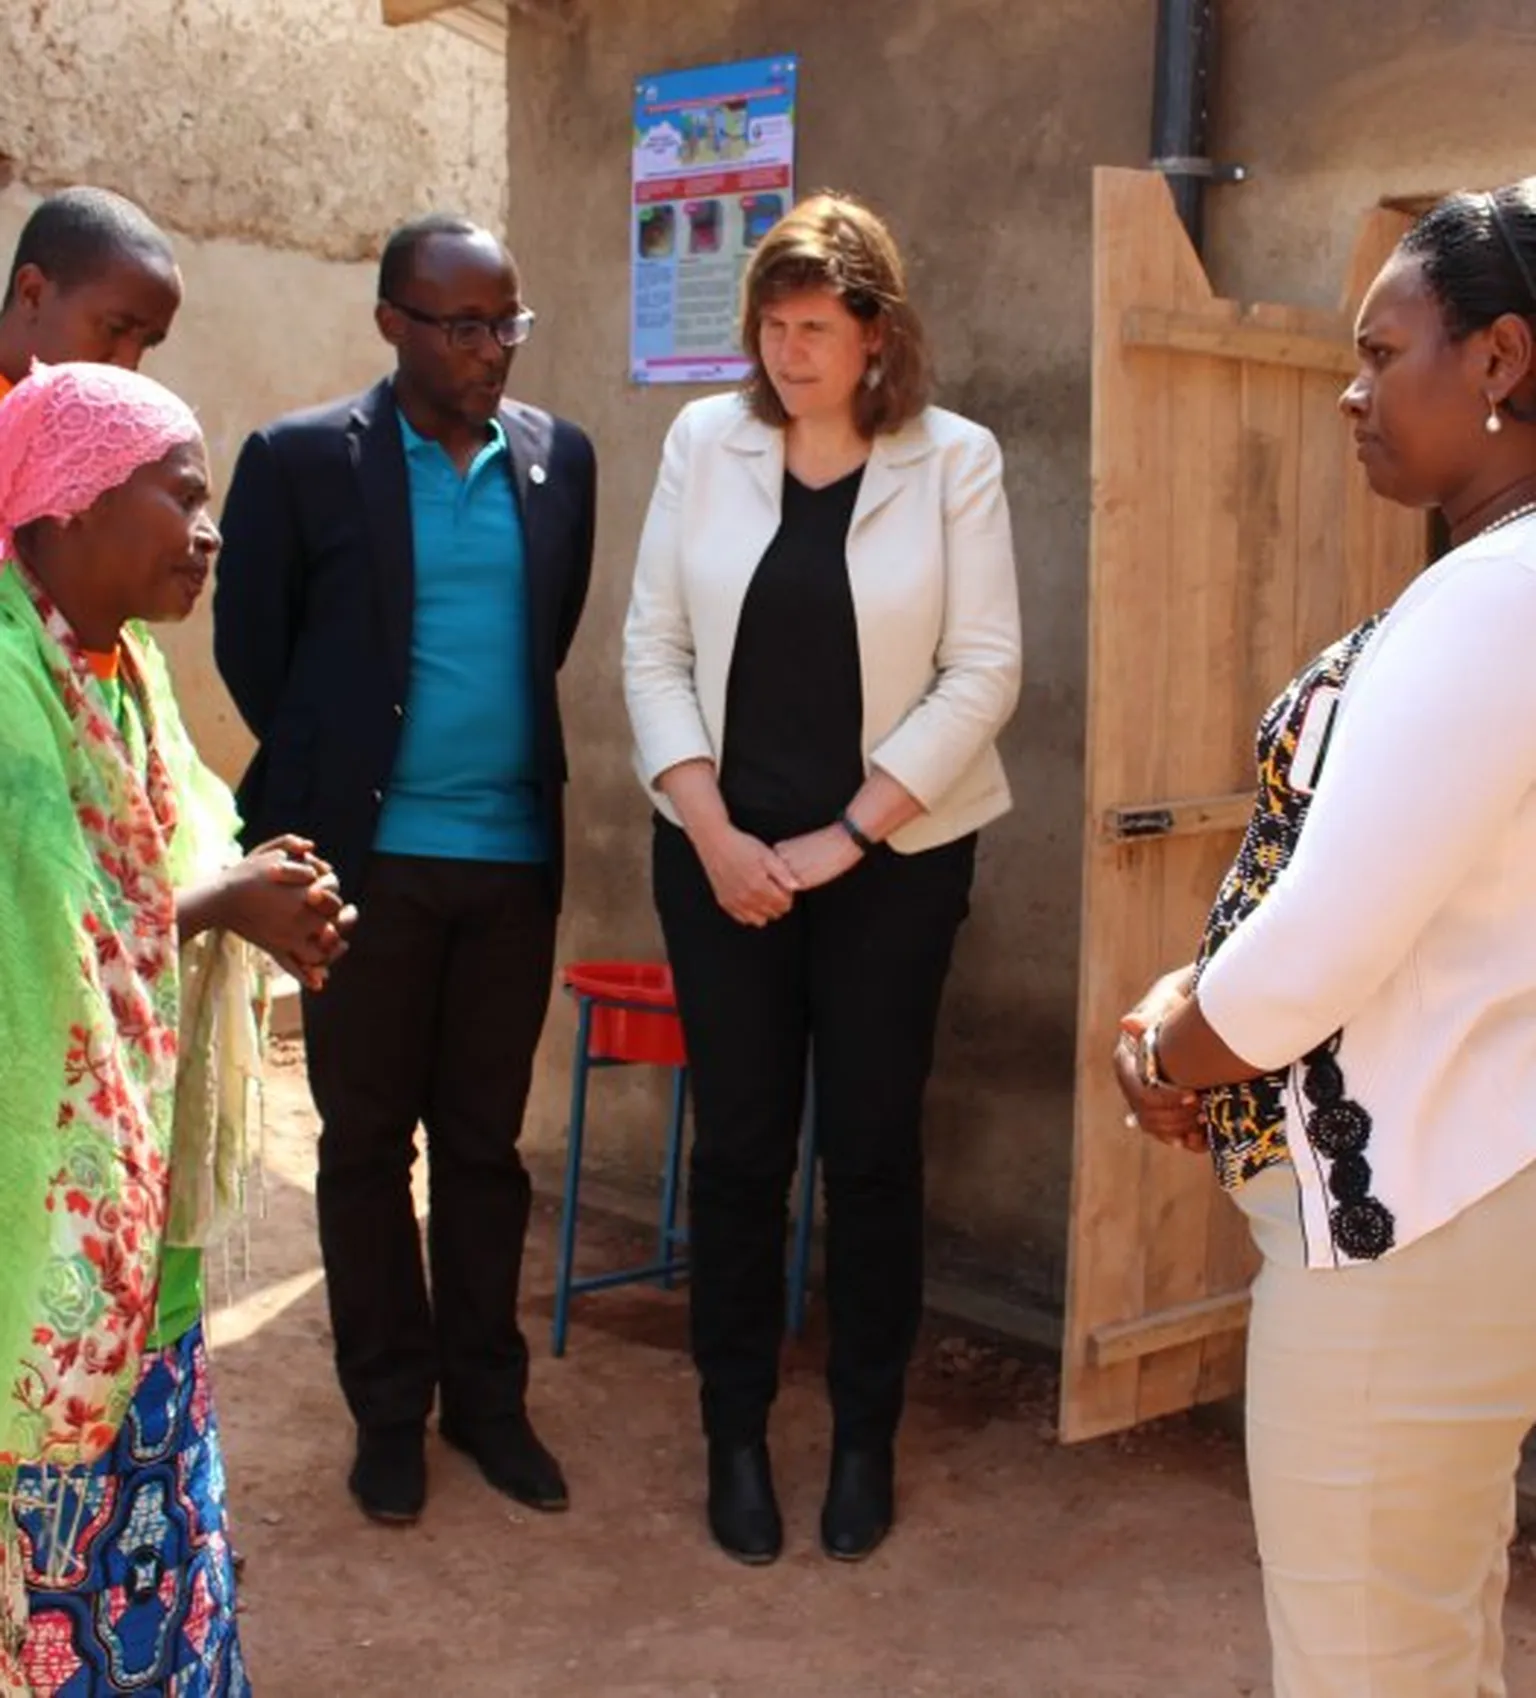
[348,1425,426,1526]
[440,1412,569,1512]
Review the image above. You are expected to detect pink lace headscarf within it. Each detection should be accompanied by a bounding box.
[0,360,201,555]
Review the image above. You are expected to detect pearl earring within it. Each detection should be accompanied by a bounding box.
[863,362,883,391]
[1486,396,1504,435]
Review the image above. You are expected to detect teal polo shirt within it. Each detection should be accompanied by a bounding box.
[375,409,548,863]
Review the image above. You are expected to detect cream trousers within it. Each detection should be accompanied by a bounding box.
[1241,1159,1536,1698]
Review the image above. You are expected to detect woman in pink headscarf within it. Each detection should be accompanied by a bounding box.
[0,362,352,1696]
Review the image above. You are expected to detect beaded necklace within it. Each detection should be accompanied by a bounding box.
[1473,498,1536,538]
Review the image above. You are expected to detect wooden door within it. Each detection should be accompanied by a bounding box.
[1059,169,1424,1443]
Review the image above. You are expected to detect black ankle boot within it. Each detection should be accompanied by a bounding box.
[820,1443,894,1561]
[348,1424,426,1526]
[706,1439,783,1565]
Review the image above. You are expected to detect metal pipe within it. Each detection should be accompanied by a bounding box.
[1151,0,1217,251]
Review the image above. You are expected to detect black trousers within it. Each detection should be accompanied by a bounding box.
[653,816,975,1448]
[303,853,556,1433]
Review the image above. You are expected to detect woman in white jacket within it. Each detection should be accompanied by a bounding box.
[1116,179,1536,1697]
[623,193,1021,1566]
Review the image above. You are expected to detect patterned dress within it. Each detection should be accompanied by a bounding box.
[11,1326,248,1696]
[0,566,252,1694]
[1196,616,1383,1190]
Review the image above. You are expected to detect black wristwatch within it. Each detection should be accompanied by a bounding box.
[837,811,876,855]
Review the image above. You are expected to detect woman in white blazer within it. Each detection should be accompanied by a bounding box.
[1115,180,1536,1696]
[623,194,1021,1567]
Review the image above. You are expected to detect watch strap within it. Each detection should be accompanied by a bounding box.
[838,810,876,854]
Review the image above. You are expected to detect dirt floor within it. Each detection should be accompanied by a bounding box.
[211,1042,1536,1698]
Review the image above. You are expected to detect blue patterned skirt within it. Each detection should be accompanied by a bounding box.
[9,1322,249,1695]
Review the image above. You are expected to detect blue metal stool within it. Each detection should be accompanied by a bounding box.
[551,962,818,1357]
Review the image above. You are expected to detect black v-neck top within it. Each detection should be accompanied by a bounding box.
[719,466,866,838]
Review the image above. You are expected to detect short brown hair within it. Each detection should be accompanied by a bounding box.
[739,192,929,436]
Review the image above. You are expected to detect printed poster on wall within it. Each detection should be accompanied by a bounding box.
[630,55,798,385]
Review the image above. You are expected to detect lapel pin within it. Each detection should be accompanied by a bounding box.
[529,464,547,485]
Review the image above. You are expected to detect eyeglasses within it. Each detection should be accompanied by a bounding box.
[385,300,536,352]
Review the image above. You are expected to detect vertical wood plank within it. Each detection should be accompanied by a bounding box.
[1296,369,1351,658]
[1341,207,1414,319]
[1061,168,1187,1439]
[1236,310,1304,725]
[1193,314,1300,1403]
[1133,253,1242,1422]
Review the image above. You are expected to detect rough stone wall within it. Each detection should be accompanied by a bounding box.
[0,0,506,258]
[1209,3,1536,309]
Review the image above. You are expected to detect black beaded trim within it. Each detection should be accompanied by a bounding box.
[1300,1035,1396,1260]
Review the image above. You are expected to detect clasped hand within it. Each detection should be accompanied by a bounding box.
[1112,967,1205,1153]
[222,834,358,992]
[697,822,864,927]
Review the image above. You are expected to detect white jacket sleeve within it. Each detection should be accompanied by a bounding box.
[622,406,716,784]
[1200,555,1536,1070]
[868,427,1023,806]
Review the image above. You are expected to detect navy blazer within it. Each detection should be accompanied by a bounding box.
[213,377,596,908]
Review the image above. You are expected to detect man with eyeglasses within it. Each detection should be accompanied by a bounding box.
[213,212,596,1528]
